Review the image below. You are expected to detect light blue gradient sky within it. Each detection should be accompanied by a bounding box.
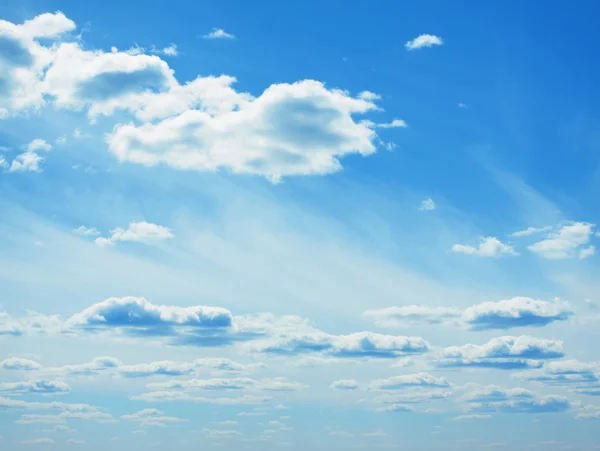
[1,1,600,450]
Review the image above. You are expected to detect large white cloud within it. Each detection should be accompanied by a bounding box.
[106,80,379,182]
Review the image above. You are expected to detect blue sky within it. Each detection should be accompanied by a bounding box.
[1,1,600,450]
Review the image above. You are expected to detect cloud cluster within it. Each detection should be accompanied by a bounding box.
[516,360,600,393]
[1,12,406,182]
[364,297,572,330]
[369,373,450,390]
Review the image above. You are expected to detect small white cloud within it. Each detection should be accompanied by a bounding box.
[511,226,552,237]
[579,245,595,260]
[95,221,174,246]
[405,34,443,50]
[9,152,44,173]
[27,139,52,153]
[452,237,517,258]
[73,226,100,236]
[419,198,436,211]
[203,28,236,40]
[151,44,178,56]
[375,119,408,129]
[457,103,468,109]
[55,135,67,145]
[0,155,7,169]
[330,379,359,390]
[357,91,381,101]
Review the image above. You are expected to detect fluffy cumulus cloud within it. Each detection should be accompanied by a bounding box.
[463,386,571,415]
[528,222,595,259]
[440,336,564,370]
[65,296,236,345]
[106,80,379,182]
[364,297,571,330]
[517,360,600,388]
[405,34,443,50]
[1,12,400,182]
[462,297,572,330]
[452,237,517,257]
[3,297,430,362]
[257,331,429,359]
[94,221,174,246]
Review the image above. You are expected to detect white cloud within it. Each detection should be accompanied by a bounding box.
[363,305,461,327]
[95,221,174,246]
[145,377,306,392]
[0,380,70,395]
[419,198,436,211]
[452,236,517,257]
[121,408,189,427]
[457,103,468,109]
[9,151,44,172]
[1,357,41,370]
[405,34,443,50]
[370,373,450,390]
[357,91,381,101]
[55,135,67,145]
[528,222,595,259]
[579,245,595,260]
[66,439,86,445]
[450,414,491,421]
[73,225,100,236]
[27,138,52,153]
[364,297,571,330]
[203,28,236,40]
[511,226,552,237]
[201,428,240,438]
[7,138,52,172]
[0,155,7,169]
[106,80,379,182]
[330,379,359,390]
[151,44,178,56]
[374,119,407,129]
[440,336,564,369]
[462,297,572,330]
